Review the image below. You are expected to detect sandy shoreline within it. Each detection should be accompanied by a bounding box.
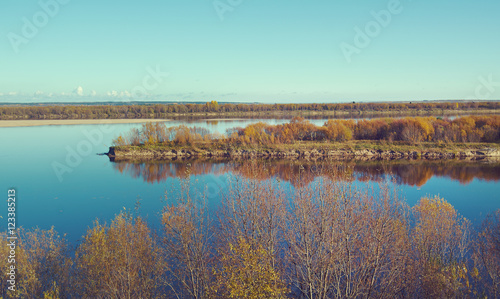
[201,118,247,121]
[0,119,171,128]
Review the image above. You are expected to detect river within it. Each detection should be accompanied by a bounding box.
[1,118,499,243]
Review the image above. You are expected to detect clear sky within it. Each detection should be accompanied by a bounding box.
[1,0,499,103]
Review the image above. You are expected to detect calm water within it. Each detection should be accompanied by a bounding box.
[1,119,499,244]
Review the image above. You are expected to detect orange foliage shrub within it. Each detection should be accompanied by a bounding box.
[324,119,354,141]
[112,115,500,147]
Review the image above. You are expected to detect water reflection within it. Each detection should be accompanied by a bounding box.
[110,158,500,187]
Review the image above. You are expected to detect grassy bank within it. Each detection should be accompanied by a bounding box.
[109,140,500,160]
[113,140,500,153]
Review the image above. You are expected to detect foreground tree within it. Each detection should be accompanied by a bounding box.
[162,173,213,299]
[75,213,165,298]
[411,196,472,297]
[0,228,72,299]
[213,163,288,297]
[284,173,410,299]
[474,209,500,297]
[217,164,287,268]
[213,237,288,299]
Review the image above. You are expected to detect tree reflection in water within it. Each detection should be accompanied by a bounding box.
[110,158,500,187]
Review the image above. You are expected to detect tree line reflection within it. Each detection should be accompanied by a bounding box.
[110,158,500,186]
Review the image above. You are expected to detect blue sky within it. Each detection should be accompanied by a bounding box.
[1,0,499,103]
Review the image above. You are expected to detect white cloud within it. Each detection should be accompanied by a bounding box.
[8,92,18,96]
[90,90,97,97]
[102,90,147,99]
[107,90,118,97]
[73,86,84,96]
[34,90,44,96]
[120,90,131,97]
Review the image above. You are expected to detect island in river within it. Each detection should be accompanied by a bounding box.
[107,141,500,161]
[107,115,500,161]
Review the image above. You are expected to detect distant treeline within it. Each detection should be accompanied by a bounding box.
[113,115,500,146]
[1,100,500,120]
[1,167,500,298]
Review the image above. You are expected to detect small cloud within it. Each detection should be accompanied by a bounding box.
[120,90,131,97]
[73,86,84,96]
[90,90,97,97]
[34,90,44,96]
[8,91,18,96]
[107,90,118,97]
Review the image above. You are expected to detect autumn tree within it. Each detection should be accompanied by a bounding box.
[217,164,287,269]
[112,135,127,146]
[284,174,339,299]
[354,119,387,140]
[323,120,354,141]
[113,115,500,147]
[398,117,434,143]
[0,232,9,298]
[411,196,472,297]
[174,125,195,145]
[75,212,165,298]
[213,237,288,299]
[284,171,410,299]
[474,209,500,297]
[162,171,213,299]
[242,122,272,144]
[128,128,142,146]
[0,228,72,299]
[205,100,219,112]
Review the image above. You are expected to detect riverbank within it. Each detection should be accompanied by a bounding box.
[0,119,171,127]
[107,141,500,161]
[2,109,500,122]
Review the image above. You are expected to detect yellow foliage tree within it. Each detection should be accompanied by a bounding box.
[324,120,353,141]
[75,212,165,298]
[415,117,435,141]
[412,196,472,297]
[112,135,127,146]
[0,228,71,299]
[213,237,288,299]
